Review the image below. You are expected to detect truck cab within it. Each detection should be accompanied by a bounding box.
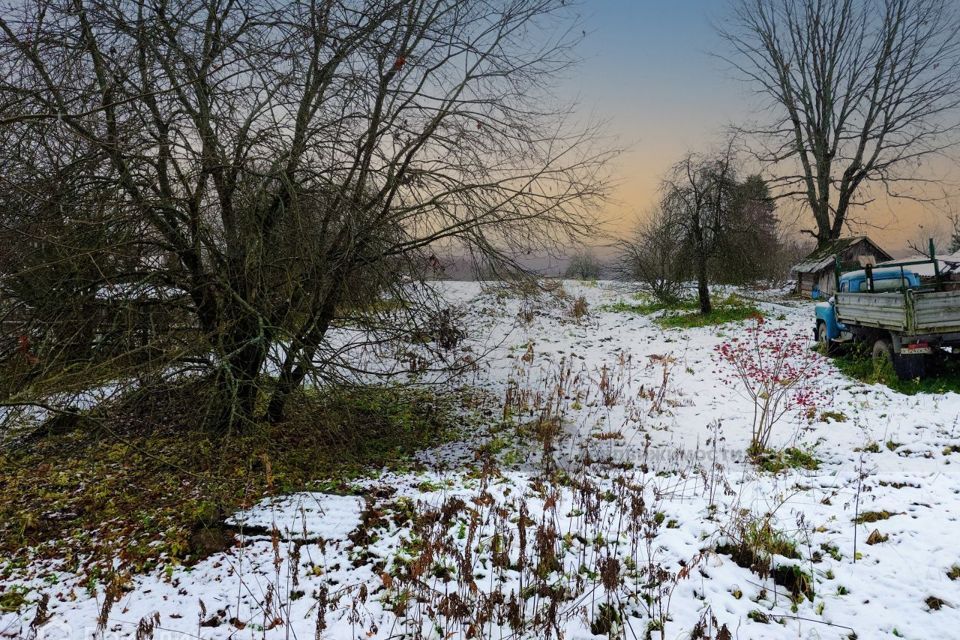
[814,267,922,346]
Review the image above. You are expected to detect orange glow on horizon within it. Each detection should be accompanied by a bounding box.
[589,150,959,258]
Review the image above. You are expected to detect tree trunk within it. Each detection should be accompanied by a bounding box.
[265,363,307,424]
[812,200,842,248]
[696,250,712,315]
[691,216,713,314]
[265,287,342,424]
[215,311,269,431]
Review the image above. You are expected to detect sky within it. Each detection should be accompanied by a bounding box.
[563,0,960,256]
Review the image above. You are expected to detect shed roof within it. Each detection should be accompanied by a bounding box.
[791,236,892,274]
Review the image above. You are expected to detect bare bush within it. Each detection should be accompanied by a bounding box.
[567,295,589,323]
[762,234,814,288]
[951,211,960,253]
[0,0,610,428]
[618,206,687,304]
[564,251,604,280]
[715,319,824,456]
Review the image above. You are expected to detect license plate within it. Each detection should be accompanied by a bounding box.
[901,344,932,355]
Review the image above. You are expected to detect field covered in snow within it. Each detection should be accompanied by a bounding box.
[3,280,960,639]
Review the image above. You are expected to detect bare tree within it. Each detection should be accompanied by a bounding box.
[618,205,687,303]
[661,147,739,314]
[764,231,813,287]
[564,251,603,280]
[906,223,951,257]
[0,0,608,428]
[949,210,960,253]
[720,0,960,246]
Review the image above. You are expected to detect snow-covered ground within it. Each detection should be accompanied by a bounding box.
[3,281,960,639]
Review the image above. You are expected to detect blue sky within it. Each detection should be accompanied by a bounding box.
[557,1,953,250]
[576,0,742,126]
[560,1,753,231]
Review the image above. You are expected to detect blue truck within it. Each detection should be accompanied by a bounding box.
[815,252,960,379]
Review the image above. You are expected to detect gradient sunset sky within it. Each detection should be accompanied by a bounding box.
[568,0,960,256]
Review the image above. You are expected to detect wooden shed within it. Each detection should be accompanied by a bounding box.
[791,236,893,297]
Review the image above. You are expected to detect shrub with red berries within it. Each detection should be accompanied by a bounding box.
[714,317,825,456]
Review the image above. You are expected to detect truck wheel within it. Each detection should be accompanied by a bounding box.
[871,338,895,372]
[816,322,835,356]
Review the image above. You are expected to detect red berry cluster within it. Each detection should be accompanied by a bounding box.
[713,318,827,450]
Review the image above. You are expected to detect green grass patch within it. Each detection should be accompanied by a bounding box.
[0,585,29,613]
[854,510,894,524]
[599,293,762,328]
[716,518,800,579]
[742,520,800,560]
[598,295,699,315]
[753,447,820,473]
[831,343,960,395]
[771,564,815,602]
[818,410,848,423]
[656,294,762,329]
[747,610,770,624]
[857,441,881,453]
[0,384,464,591]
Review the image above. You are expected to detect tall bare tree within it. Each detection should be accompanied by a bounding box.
[720,0,960,246]
[0,0,608,428]
[660,146,739,314]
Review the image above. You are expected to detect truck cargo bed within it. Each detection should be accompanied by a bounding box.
[836,292,908,331]
[836,290,960,335]
[913,291,960,333]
